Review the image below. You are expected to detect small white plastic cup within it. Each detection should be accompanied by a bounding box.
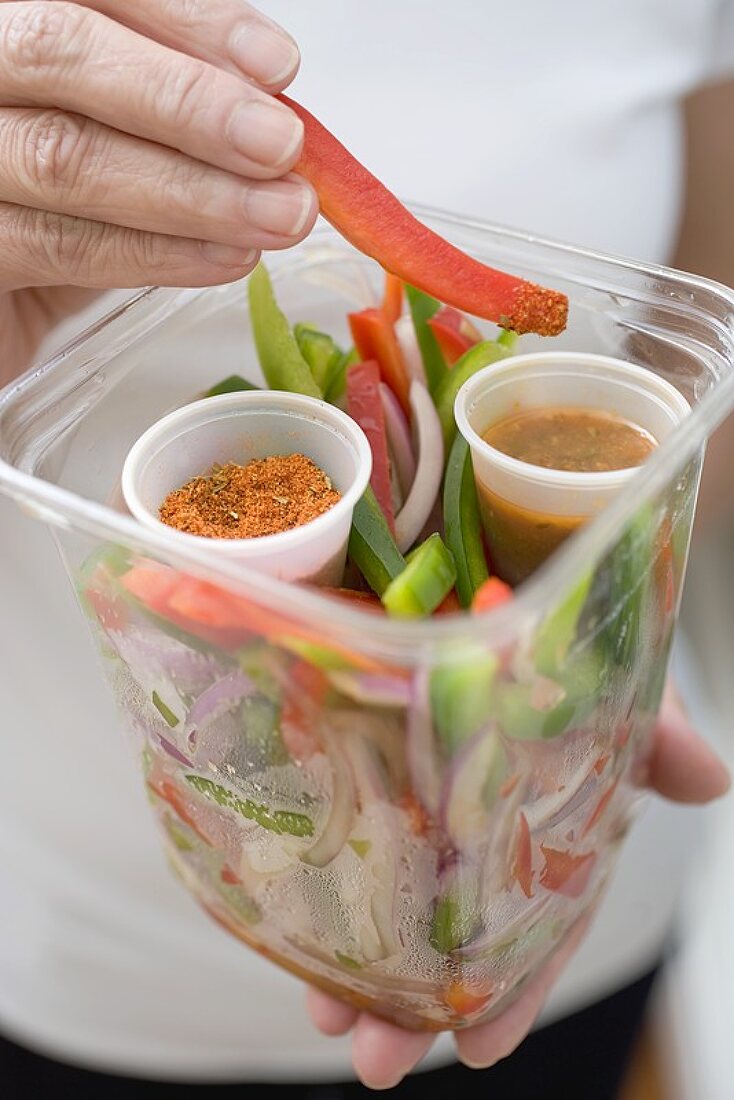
[121,391,372,585]
[454,353,690,583]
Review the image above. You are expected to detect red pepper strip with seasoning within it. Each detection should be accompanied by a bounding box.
[282,95,568,337]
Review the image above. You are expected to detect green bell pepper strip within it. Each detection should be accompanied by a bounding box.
[434,338,514,452]
[382,533,457,618]
[430,891,478,954]
[247,264,322,398]
[443,434,489,608]
[405,284,447,394]
[534,568,594,677]
[429,651,498,753]
[294,322,344,392]
[348,487,406,596]
[204,374,258,398]
[184,774,314,837]
[324,346,358,404]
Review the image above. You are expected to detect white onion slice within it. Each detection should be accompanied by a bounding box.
[379,382,416,499]
[394,382,444,552]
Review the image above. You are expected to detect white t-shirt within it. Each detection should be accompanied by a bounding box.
[1,0,733,1082]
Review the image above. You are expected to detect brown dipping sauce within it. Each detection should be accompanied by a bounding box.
[478,406,657,585]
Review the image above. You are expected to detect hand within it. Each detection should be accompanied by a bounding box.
[307,682,731,1089]
[0,0,317,380]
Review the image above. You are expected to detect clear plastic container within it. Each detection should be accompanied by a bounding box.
[2,207,734,1033]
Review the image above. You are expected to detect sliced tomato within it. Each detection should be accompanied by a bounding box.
[427,306,482,365]
[539,846,596,898]
[382,271,404,324]
[472,576,514,614]
[511,811,534,898]
[348,307,411,417]
[347,359,396,532]
[444,981,493,1019]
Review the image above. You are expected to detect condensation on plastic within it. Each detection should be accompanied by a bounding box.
[1,208,733,1031]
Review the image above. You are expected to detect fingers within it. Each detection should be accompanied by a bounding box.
[641,682,731,804]
[0,109,317,249]
[78,0,300,91]
[351,1016,435,1091]
[0,2,305,179]
[455,915,591,1070]
[306,988,359,1037]
[0,202,259,291]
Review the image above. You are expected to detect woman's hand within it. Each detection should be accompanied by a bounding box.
[0,0,316,379]
[307,683,730,1090]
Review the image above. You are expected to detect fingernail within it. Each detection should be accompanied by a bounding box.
[228,98,303,168]
[200,243,257,268]
[245,180,315,236]
[229,22,299,87]
[458,1053,494,1070]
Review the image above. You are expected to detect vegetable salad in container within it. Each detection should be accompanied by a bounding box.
[1,101,732,1032]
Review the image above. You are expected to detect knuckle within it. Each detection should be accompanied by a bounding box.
[20,110,93,195]
[2,1,86,76]
[159,58,212,130]
[35,208,95,277]
[159,0,208,33]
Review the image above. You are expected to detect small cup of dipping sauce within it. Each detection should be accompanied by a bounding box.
[454,353,690,585]
[122,391,372,585]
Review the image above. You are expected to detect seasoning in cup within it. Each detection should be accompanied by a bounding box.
[159,453,341,540]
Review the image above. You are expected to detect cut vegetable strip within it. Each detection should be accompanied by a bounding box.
[444,433,489,607]
[204,375,258,397]
[382,533,456,618]
[247,264,321,398]
[394,382,444,552]
[294,322,344,392]
[405,284,446,393]
[349,307,411,417]
[472,577,514,614]
[434,338,514,451]
[283,96,568,336]
[382,272,404,324]
[348,488,406,596]
[347,360,396,532]
[427,306,482,365]
[379,382,416,498]
[394,314,427,386]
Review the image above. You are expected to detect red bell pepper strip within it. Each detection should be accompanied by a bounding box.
[348,307,411,418]
[282,95,568,337]
[427,306,482,365]
[346,360,396,532]
[472,576,514,614]
[443,981,493,1019]
[280,660,327,762]
[539,846,596,898]
[511,811,534,898]
[582,780,619,838]
[382,272,404,324]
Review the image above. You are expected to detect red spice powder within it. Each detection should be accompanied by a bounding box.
[159,453,341,539]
